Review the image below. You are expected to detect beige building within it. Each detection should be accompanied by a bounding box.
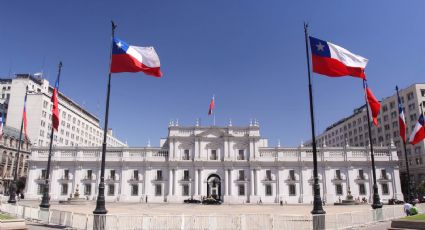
[0,74,127,148]
[0,126,31,194]
[308,83,425,187]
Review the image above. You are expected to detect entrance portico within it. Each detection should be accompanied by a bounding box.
[207,174,221,200]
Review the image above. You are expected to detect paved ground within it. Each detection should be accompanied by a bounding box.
[17,200,383,215]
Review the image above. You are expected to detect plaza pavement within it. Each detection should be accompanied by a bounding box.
[17,200,397,216]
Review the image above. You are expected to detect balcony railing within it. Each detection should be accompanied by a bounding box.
[237,155,245,160]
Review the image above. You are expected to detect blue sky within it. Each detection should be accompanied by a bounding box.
[1,1,424,147]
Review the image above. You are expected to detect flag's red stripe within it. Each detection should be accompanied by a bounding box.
[410,127,425,145]
[399,117,406,143]
[312,55,366,79]
[23,110,28,141]
[111,54,162,77]
[52,88,59,131]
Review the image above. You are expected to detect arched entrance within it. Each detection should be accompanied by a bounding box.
[207,174,221,200]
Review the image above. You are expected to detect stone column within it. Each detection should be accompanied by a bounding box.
[10,153,16,178]
[168,168,173,196]
[194,168,198,196]
[250,169,255,196]
[228,169,232,196]
[2,155,9,177]
[276,168,279,202]
[173,169,177,196]
[225,169,229,195]
[194,139,199,160]
[199,169,203,196]
[143,168,147,195]
[254,169,258,196]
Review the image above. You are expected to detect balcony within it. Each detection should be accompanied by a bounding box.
[180,177,191,183]
[105,176,118,183]
[81,175,96,182]
[262,176,275,183]
[58,176,70,182]
[378,174,390,182]
[182,155,190,161]
[128,176,143,184]
[235,177,248,183]
[152,176,165,183]
[354,175,368,183]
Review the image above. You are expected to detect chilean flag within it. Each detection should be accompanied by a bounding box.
[309,36,368,79]
[409,114,425,145]
[51,78,60,131]
[111,38,162,77]
[208,96,215,115]
[397,93,406,143]
[0,112,4,137]
[364,82,381,127]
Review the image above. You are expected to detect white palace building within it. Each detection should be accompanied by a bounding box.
[25,122,403,204]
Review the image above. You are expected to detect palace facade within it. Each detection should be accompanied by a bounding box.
[25,123,403,204]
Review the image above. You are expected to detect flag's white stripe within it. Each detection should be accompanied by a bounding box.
[400,112,405,123]
[327,42,368,68]
[128,45,161,68]
[409,122,423,142]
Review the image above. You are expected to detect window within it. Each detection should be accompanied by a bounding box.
[183,149,190,160]
[37,184,43,195]
[238,184,245,196]
[156,170,162,180]
[381,183,389,195]
[131,184,139,196]
[64,169,69,180]
[358,169,364,179]
[381,169,387,179]
[61,184,68,195]
[238,150,244,160]
[133,170,139,180]
[41,169,47,179]
[182,184,189,196]
[108,184,115,196]
[210,149,217,160]
[183,170,190,181]
[84,184,91,195]
[289,170,296,180]
[289,184,296,196]
[238,170,245,181]
[265,170,272,180]
[335,170,342,180]
[407,92,414,101]
[265,185,272,196]
[87,170,92,179]
[359,184,366,195]
[155,184,162,196]
[335,184,343,195]
[110,170,116,180]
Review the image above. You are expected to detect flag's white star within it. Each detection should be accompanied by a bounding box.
[117,42,122,48]
[316,43,325,51]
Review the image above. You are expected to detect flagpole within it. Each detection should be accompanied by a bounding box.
[8,90,27,204]
[93,21,116,219]
[40,62,62,209]
[363,79,382,209]
[395,86,413,202]
[303,23,325,217]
